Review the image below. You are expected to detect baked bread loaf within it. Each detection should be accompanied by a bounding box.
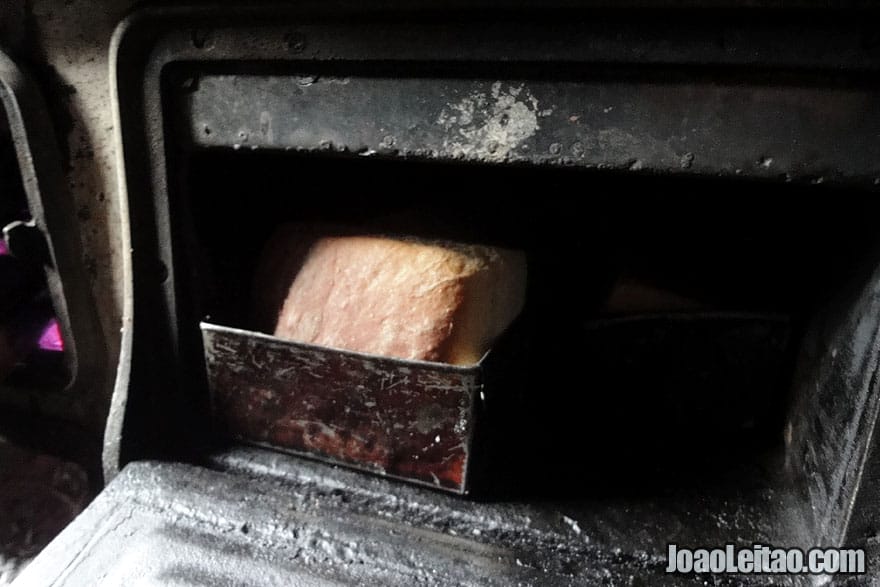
[253,226,526,365]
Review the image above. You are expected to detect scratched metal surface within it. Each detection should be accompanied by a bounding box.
[202,322,479,493]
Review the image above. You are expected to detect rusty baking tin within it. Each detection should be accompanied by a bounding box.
[201,322,481,494]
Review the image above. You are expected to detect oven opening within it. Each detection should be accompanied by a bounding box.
[178,148,877,536]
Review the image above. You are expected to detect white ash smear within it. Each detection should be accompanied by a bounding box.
[1,558,24,587]
[436,82,545,161]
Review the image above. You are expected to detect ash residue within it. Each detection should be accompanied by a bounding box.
[436,83,545,162]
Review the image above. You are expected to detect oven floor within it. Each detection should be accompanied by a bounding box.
[13,448,811,586]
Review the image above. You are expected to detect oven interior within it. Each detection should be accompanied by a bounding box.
[170,146,880,549]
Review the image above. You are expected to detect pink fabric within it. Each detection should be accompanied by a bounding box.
[38,319,64,352]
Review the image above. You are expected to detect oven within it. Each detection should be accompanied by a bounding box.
[6,4,880,585]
